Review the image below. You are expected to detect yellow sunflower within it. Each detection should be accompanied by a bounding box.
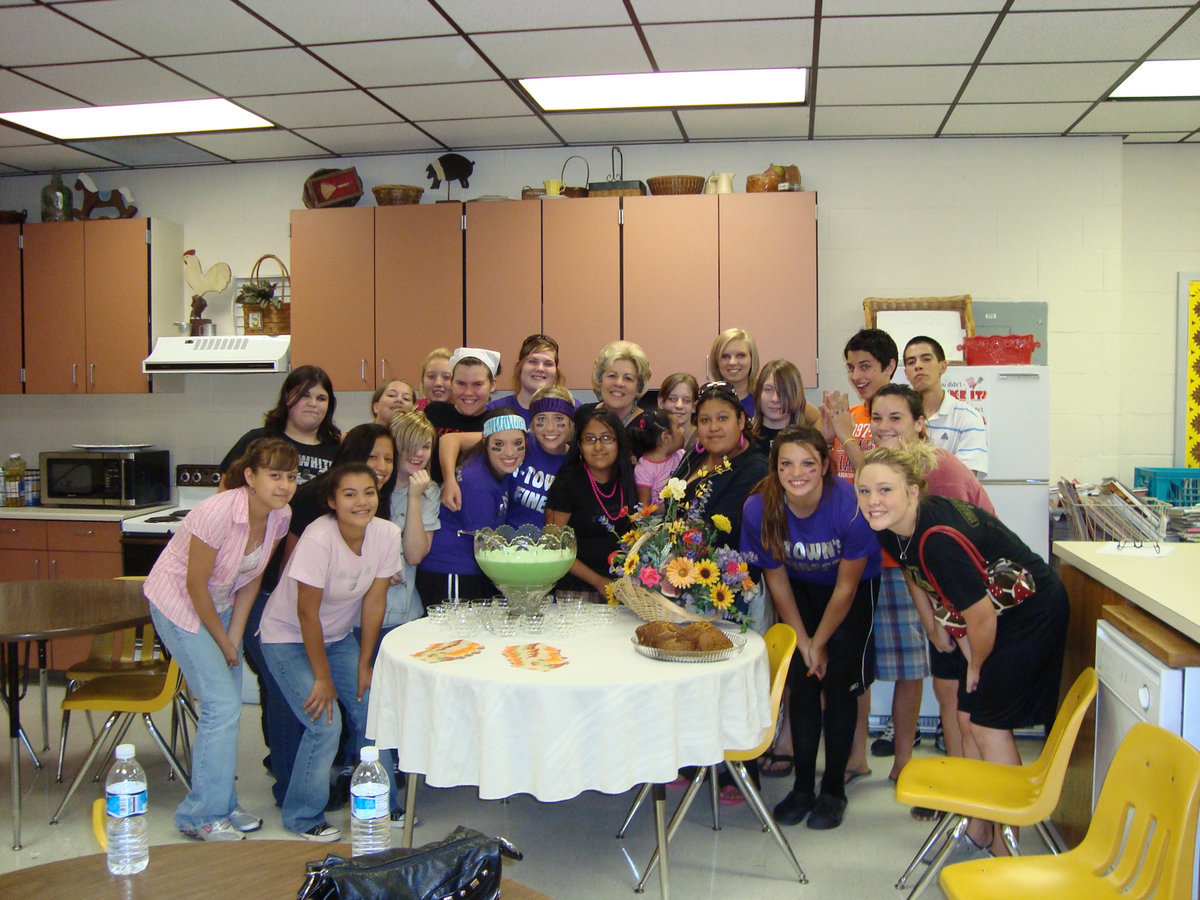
[711,584,735,610]
[623,553,640,575]
[711,514,732,534]
[620,529,641,545]
[693,559,719,585]
[665,557,698,589]
[667,520,687,535]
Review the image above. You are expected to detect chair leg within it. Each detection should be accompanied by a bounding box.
[615,783,651,839]
[37,641,49,751]
[17,727,41,768]
[634,769,709,893]
[171,695,193,773]
[88,715,134,784]
[56,710,70,783]
[709,764,721,831]
[51,713,126,825]
[999,824,1021,857]
[726,761,807,883]
[895,810,955,889]
[904,814,969,900]
[142,713,191,791]
[1034,819,1065,855]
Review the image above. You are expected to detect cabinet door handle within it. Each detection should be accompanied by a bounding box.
[72,363,77,385]
[361,360,366,382]
[380,359,386,381]
[74,528,95,537]
[49,559,56,578]
[89,363,95,385]
[33,558,39,579]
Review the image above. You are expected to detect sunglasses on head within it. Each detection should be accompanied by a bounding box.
[697,381,738,401]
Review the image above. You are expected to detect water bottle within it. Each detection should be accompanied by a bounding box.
[3,454,24,508]
[350,746,391,856]
[106,743,149,875]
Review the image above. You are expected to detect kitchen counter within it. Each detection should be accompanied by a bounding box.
[0,504,172,523]
[1054,540,1200,644]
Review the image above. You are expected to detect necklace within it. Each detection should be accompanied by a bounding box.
[897,508,920,561]
[586,468,624,521]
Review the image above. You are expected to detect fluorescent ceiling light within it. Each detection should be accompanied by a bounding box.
[0,99,273,140]
[1111,59,1200,98]
[521,68,806,111]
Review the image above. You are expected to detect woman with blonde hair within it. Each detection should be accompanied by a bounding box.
[708,328,760,418]
[384,410,441,630]
[416,347,452,412]
[591,340,651,428]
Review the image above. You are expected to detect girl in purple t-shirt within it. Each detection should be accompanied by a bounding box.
[741,425,882,832]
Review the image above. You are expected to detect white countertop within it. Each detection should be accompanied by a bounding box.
[0,505,172,523]
[1054,540,1200,644]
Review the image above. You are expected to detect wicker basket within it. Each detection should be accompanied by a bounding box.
[561,155,590,198]
[646,175,705,196]
[614,576,708,623]
[239,254,290,336]
[372,184,424,205]
[521,186,546,200]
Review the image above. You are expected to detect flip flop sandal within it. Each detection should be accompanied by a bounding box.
[910,806,941,822]
[759,752,794,778]
[718,784,746,805]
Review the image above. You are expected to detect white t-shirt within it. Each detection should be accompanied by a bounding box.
[925,393,989,477]
[259,514,402,645]
[383,480,443,627]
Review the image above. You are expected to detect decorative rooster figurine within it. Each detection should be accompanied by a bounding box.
[182,249,231,334]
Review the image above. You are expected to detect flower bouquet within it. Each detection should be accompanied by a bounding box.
[608,462,756,629]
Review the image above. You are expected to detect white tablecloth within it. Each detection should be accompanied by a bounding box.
[366,608,771,802]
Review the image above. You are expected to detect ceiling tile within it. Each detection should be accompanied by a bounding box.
[64,135,225,166]
[310,36,496,88]
[238,91,397,129]
[181,129,330,161]
[1072,98,1200,134]
[472,26,650,79]
[437,0,629,31]
[644,20,813,71]
[166,48,351,96]
[984,9,1186,63]
[818,14,997,67]
[1150,10,1200,59]
[812,104,946,137]
[0,143,119,171]
[293,121,441,154]
[64,0,285,56]
[818,65,969,105]
[677,106,809,139]
[239,0,453,44]
[372,81,532,121]
[0,5,133,66]
[547,110,682,144]
[0,123,49,147]
[13,59,216,106]
[962,62,1130,103]
[823,1,1005,11]
[942,101,1091,135]
[0,69,81,111]
[418,115,560,149]
[631,0,815,22]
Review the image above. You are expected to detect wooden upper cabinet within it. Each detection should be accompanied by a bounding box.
[542,197,621,389]
[464,201,542,367]
[83,217,150,393]
[0,225,21,393]
[718,192,818,385]
[23,221,86,394]
[622,195,719,385]
[375,203,463,388]
[290,207,375,392]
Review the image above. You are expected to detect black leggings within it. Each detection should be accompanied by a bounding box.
[787,575,877,799]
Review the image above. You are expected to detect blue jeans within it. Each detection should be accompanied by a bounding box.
[242,589,303,805]
[149,604,242,832]
[262,634,397,833]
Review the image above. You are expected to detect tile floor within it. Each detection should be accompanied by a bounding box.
[0,687,1048,898]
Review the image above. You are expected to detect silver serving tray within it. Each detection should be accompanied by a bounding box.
[631,632,746,663]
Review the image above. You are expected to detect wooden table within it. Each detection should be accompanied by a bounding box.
[0,578,149,850]
[0,841,555,899]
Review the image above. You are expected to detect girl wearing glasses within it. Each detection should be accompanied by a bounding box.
[545,406,637,597]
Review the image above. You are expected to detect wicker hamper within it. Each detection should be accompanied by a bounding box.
[239,254,291,335]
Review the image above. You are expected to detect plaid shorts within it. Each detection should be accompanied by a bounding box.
[872,566,930,681]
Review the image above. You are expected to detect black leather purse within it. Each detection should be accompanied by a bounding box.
[296,826,522,900]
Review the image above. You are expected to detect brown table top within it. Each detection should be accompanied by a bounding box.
[0,840,554,899]
[0,578,149,642]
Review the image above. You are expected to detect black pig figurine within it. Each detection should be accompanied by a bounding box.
[426,153,475,190]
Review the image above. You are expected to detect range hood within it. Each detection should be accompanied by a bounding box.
[142,335,290,374]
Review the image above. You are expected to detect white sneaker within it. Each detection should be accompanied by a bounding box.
[390,808,421,829]
[228,806,263,833]
[183,817,245,842]
[301,822,342,842]
[941,834,993,867]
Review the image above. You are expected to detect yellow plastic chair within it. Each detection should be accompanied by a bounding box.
[894,667,1098,900]
[92,797,107,851]
[50,657,191,825]
[941,722,1200,899]
[619,624,807,890]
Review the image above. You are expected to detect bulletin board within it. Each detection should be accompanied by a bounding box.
[863,295,975,364]
[1177,273,1200,467]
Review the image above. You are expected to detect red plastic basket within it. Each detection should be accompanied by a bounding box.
[959,334,1040,365]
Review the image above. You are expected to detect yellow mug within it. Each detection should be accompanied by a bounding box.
[543,179,564,195]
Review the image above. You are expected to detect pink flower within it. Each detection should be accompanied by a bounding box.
[638,566,662,588]
[724,560,742,576]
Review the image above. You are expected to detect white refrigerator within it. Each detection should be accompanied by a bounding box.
[872,365,1051,727]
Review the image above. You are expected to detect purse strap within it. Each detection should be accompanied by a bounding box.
[916,525,989,609]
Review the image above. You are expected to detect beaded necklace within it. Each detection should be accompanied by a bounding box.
[586,466,624,521]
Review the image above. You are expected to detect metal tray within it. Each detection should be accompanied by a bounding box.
[631,632,746,663]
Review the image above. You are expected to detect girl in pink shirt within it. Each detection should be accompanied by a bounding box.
[145,438,297,841]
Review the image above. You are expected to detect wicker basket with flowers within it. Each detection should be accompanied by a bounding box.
[609,461,756,630]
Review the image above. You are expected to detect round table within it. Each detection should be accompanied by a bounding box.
[366,607,770,898]
[0,578,150,850]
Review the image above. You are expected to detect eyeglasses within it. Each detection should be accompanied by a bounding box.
[580,433,616,445]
